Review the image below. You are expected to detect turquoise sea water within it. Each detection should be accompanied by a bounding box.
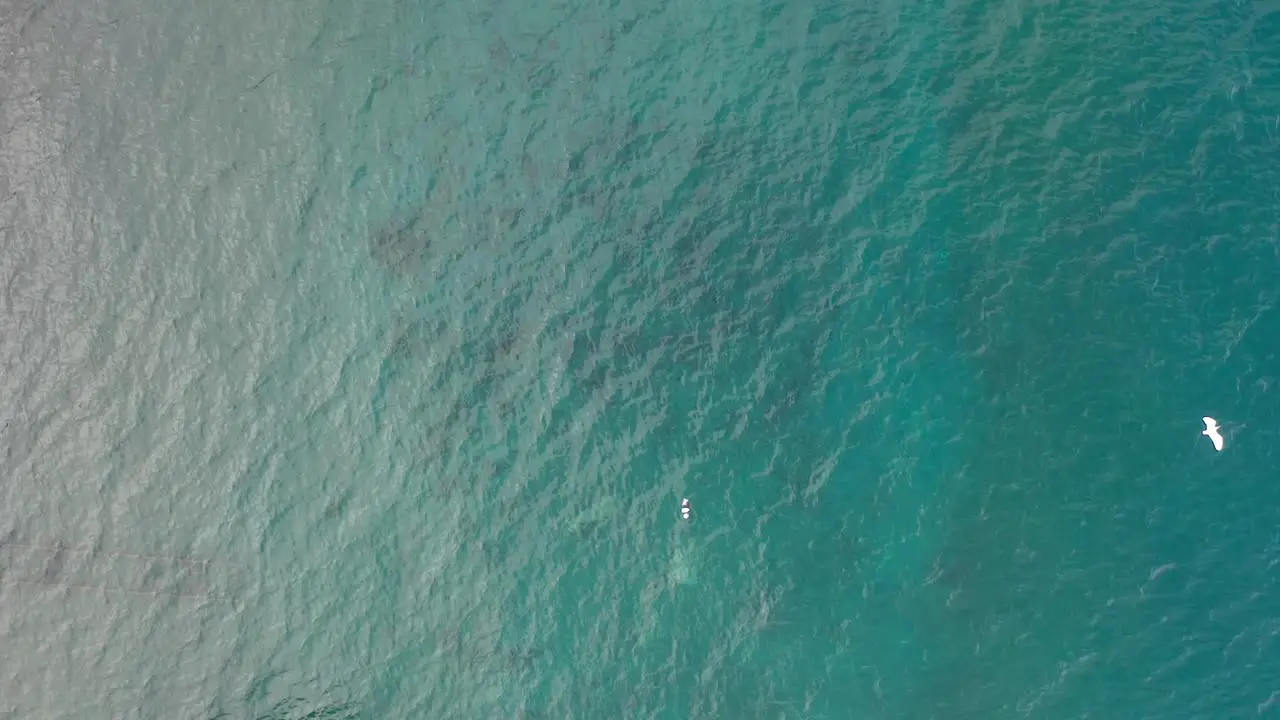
[3,0,1280,717]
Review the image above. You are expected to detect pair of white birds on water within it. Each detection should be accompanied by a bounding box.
[1202,416,1225,452]
[678,419,1225,520]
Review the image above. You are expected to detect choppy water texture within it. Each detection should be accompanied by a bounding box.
[3,0,1280,717]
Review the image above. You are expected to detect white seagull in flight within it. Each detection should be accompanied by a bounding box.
[1202,416,1224,452]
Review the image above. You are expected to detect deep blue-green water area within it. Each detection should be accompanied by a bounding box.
[2,0,1279,717]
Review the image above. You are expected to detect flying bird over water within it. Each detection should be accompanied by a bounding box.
[1202,416,1224,452]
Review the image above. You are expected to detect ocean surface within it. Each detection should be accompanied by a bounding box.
[2,0,1280,717]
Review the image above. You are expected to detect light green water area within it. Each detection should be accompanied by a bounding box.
[2,0,1279,717]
